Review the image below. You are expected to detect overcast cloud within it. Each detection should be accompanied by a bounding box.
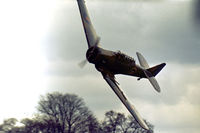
[0,0,199,133]
[45,0,199,64]
[43,1,200,133]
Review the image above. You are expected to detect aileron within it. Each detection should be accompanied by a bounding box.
[77,0,100,48]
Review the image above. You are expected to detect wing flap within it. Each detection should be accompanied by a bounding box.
[77,0,100,48]
[103,74,149,130]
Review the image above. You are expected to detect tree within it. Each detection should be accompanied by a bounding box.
[0,118,17,133]
[0,93,154,133]
[37,92,100,133]
[101,110,154,133]
[20,117,46,133]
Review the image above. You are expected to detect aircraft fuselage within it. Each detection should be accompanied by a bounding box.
[86,46,146,78]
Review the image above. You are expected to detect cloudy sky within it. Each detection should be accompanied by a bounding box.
[0,0,200,133]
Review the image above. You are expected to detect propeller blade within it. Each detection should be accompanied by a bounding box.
[78,59,87,68]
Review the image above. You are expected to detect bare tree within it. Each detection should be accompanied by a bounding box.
[20,117,46,133]
[37,92,100,133]
[0,118,17,133]
[101,110,154,133]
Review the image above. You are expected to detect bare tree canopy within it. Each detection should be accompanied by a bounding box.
[0,118,17,132]
[0,93,154,133]
[37,92,99,133]
[102,110,154,133]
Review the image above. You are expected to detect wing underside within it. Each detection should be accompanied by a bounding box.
[77,0,100,48]
[102,73,149,130]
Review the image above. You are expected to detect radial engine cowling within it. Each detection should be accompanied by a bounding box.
[86,46,99,64]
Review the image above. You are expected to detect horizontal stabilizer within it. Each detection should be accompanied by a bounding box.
[149,77,160,92]
[137,52,165,93]
[143,70,160,92]
[136,52,149,69]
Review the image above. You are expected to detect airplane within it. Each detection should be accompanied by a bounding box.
[77,0,166,130]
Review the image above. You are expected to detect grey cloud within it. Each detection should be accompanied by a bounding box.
[43,1,200,133]
[45,62,200,108]
[45,60,98,77]
[44,1,200,65]
[44,1,200,104]
[95,1,200,64]
[45,74,122,116]
[193,0,200,26]
[101,63,200,106]
[45,63,200,133]
[43,2,87,61]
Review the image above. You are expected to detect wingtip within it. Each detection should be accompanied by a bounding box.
[153,81,161,93]
[141,122,150,130]
[139,120,150,130]
[136,52,141,56]
[156,88,161,93]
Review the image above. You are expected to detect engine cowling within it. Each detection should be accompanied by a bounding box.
[86,46,99,64]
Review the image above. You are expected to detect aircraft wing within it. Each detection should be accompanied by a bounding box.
[102,73,149,130]
[77,0,100,48]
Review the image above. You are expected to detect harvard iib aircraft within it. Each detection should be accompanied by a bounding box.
[77,0,166,130]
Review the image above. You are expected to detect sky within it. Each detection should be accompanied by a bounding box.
[0,0,200,133]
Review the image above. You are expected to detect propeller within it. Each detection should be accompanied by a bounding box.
[79,37,101,68]
[78,59,87,68]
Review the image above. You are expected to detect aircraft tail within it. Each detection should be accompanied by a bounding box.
[147,63,166,77]
[136,52,166,93]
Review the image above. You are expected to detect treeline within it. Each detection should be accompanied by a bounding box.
[0,92,154,133]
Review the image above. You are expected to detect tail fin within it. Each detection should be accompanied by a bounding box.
[147,63,166,77]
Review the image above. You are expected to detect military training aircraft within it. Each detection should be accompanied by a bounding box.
[77,0,166,130]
